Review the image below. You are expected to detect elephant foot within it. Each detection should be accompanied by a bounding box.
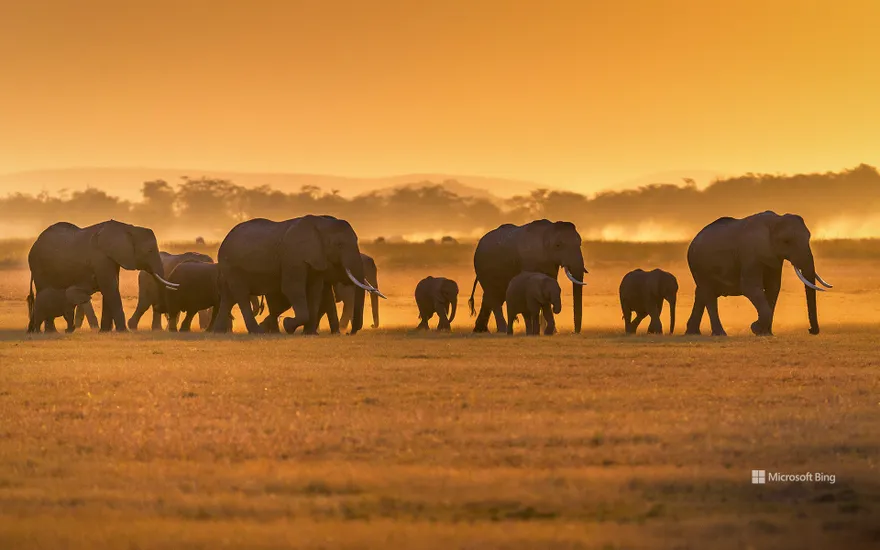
[750,321,772,336]
[127,319,137,330]
[711,330,728,337]
[370,324,378,329]
[684,327,701,336]
[473,326,489,333]
[809,326,820,335]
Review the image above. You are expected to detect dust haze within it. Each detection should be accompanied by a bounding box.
[1,165,879,242]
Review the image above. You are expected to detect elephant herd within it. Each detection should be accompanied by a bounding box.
[25,210,833,337]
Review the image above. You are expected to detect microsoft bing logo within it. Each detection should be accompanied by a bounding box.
[751,470,766,484]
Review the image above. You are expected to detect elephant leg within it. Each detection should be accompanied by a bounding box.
[45,318,58,333]
[763,267,782,333]
[212,277,235,334]
[226,271,262,334]
[622,307,634,334]
[474,298,493,333]
[338,287,354,332]
[492,301,508,334]
[646,301,663,334]
[167,311,179,332]
[260,292,288,333]
[127,298,150,330]
[435,301,450,331]
[81,301,99,329]
[321,283,340,334]
[198,309,212,331]
[685,289,707,335]
[542,306,556,335]
[631,312,647,333]
[743,272,773,336]
[703,291,726,336]
[280,267,313,335]
[179,311,196,332]
[299,276,324,335]
[529,313,541,336]
[150,307,164,330]
[417,312,431,330]
[505,305,515,335]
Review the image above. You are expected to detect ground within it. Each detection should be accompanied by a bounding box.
[0,241,878,549]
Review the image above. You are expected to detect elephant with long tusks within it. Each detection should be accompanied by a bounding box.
[213,215,385,335]
[685,211,832,336]
[28,220,177,333]
[469,219,588,334]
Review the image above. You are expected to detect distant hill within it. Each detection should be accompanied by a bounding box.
[0,168,546,201]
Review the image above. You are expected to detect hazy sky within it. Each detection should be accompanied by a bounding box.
[1,0,878,192]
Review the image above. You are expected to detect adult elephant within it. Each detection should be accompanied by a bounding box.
[469,220,588,333]
[213,215,385,335]
[333,253,380,330]
[28,220,177,332]
[127,251,214,330]
[685,211,833,336]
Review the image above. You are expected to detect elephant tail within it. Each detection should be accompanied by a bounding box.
[26,276,35,332]
[468,277,479,316]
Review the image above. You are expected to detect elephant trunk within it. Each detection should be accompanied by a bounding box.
[344,251,366,334]
[798,256,820,335]
[370,291,379,328]
[668,296,676,335]
[145,255,171,314]
[449,299,457,324]
[567,265,585,333]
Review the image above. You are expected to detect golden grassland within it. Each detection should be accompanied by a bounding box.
[0,240,878,549]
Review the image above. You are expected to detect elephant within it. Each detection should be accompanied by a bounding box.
[164,262,223,332]
[213,215,385,335]
[469,219,588,334]
[26,284,93,333]
[619,269,678,335]
[505,272,562,335]
[128,251,214,330]
[332,253,380,330]
[27,220,178,332]
[685,211,833,336]
[414,276,459,330]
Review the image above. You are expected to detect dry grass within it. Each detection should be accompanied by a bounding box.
[1,239,879,549]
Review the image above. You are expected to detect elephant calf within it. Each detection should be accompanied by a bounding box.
[165,262,224,332]
[619,268,678,335]
[414,276,459,330]
[505,272,562,336]
[27,286,92,333]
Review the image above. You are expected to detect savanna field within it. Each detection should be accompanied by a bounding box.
[0,239,878,549]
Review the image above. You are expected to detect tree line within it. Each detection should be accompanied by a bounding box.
[1,165,879,241]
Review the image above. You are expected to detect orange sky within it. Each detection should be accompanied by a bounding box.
[1,0,878,192]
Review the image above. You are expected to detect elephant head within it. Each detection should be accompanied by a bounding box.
[521,221,588,332]
[652,269,678,334]
[439,279,459,323]
[769,214,831,335]
[287,216,385,334]
[543,277,563,315]
[93,220,178,307]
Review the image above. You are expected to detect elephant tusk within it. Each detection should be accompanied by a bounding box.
[794,266,825,292]
[815,273,833,289]
[153,274,180,290]
[345,268,387,298]
[564,267,587,286]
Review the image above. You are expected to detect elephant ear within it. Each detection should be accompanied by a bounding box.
[284,218,330,271]
[93,224,137,270]
[65,286,92,306]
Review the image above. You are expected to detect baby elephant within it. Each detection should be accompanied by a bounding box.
[619,268,678,334]
[165,262,224,332]
[505,272,562,335]
[414,276,459,330]
[27,286,92,333]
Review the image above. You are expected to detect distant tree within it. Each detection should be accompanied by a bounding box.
[441,235,458,244]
